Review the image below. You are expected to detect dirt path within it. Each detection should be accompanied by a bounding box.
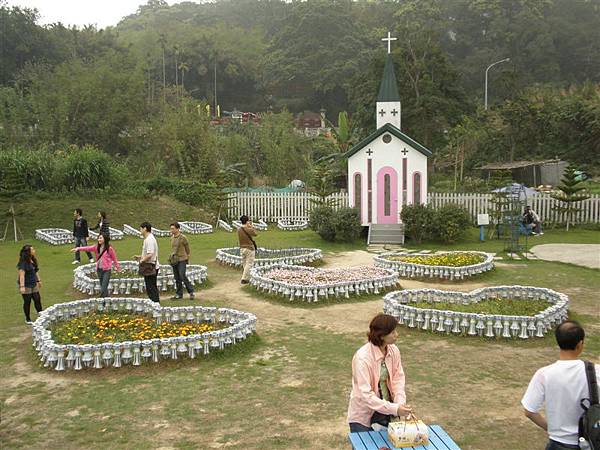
[531,244,600,269]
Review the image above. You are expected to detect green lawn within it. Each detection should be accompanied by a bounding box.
[0,224,598,449]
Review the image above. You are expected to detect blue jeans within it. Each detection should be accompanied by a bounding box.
[349,411,392,433]
[545,440,579,450]
[171,261,194,297]
[97,269,111,297]
[74,236,93,261]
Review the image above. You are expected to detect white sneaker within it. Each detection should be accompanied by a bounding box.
[89,258,95,263]
[539,232,544,235]
[25,320,33,325]
[72,260,80,265]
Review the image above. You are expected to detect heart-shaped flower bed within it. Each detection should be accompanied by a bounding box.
[374,251,494,280]
[32,298,257,371]
[383,286,569,339]
[232,219,268,231]
[277,219,309,231]
[123,224,171,238]
[216,247,322,268]
[179,221,213,234]
[73,261,208,296]
[35,228,73,245]
[250,264,398,302]
[89,227,124,240]
[218,220,233,232]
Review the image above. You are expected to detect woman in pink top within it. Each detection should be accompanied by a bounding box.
[71,233,121,297]
[348,314,412,432]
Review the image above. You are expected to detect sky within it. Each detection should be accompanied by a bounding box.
[4,1,198,29]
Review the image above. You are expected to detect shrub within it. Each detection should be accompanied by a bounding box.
[400,203,435,243]
[310,206,361,242]
[310,206,336,241]
[332,207,362,242]
[431,203,472,243]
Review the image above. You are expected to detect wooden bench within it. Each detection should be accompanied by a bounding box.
[349,424,461,450]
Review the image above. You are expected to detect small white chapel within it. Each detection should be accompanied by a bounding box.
[346,32,432,230]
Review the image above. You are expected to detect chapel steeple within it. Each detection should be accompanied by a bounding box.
[376,32,401,130]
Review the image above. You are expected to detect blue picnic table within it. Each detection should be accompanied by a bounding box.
[349,424,461,450]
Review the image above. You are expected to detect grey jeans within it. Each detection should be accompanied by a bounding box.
[97,269,111,297]
[74,236,93,261]
[171,261,194,296]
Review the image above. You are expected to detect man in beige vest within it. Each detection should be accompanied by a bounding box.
[169,222,195,299]
[237,215,257,285]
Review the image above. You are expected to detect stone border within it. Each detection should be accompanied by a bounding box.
[232,219,268,231]
[89,227,124,240]
[250,263,399,302]
[179,221,213,234]
[383,286,569,339]
[73,261,208,295]
[216,247,322,268]
[123,224,170,238]
[32,298,257,371]
[35,228,73,245]
[218,220,233,232]
[277,219,309,231]
[374,251,494,280]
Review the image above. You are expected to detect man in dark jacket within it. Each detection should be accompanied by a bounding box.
[72,208,94,265]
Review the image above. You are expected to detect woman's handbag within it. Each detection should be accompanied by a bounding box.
[387,414,429,448]
[138,261,157,276]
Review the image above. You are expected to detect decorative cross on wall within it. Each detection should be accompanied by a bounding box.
[379,109,385,117]
[401,148,409,156]
[391,109,398,116]
[366,148,373,156]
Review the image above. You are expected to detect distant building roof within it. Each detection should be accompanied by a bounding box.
[478,159,563,170]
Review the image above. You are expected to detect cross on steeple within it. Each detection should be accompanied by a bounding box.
[391,109,398,116]
[366,148,373,156]
[379,109,385,117]
[381,31,397,54]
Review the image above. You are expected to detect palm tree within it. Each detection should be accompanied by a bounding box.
[178,61,189,96]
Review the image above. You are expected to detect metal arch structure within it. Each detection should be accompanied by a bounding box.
[500,184,529,257]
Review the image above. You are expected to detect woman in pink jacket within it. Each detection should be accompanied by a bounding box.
[348,313,412,432]
[71,233,121,297]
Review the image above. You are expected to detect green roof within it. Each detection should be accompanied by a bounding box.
[377,54,400,102]
[344,123,432,159]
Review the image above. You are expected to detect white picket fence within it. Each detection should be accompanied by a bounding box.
[227,191,600,224]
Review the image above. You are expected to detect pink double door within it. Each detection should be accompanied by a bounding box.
[376,166,398,224]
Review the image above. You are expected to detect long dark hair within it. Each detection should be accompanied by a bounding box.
[96,233,111,255]
[18,245,38,269]
[98,211,107,221]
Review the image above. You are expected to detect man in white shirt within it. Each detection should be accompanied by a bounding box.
[522,321,599,450]
[134,222,160,303]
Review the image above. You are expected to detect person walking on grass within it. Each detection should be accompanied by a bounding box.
[134,222,160,303]
[237,215,257,285]
[72,208,94,265]
[17,245,43,324]
[71,233,121,297]
[169,222,194,300]
[90,211,110,237]
[522,321,599,450]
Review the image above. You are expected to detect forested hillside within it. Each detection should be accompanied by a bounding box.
[1,0,599,192]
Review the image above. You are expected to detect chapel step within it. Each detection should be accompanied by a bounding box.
[368,223,405,245]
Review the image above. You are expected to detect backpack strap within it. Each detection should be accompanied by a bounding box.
[581,360,599,410]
